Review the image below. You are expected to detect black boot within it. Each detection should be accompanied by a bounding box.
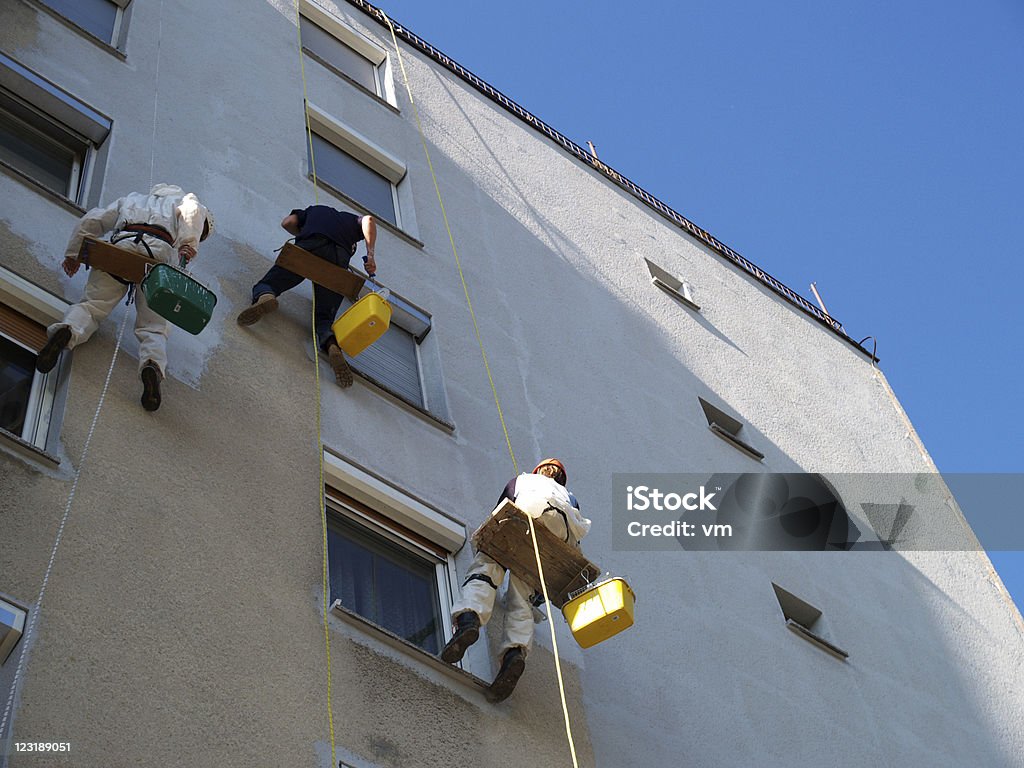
[440,612,480,664]
[487,647,526,702]
[140,362,162,412]
[36,326,71,373]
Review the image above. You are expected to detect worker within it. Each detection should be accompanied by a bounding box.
[441,458,591,701]
[36,184,213,412]
[236,205,377,388]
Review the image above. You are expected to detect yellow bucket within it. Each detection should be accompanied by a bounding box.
[332,293,391,356]
[561,577,636,649]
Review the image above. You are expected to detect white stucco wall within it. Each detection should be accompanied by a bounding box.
[0,0,1021,766]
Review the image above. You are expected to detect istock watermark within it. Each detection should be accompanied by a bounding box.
[612,473,1024,552]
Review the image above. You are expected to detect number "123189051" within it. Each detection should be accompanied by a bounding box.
[15,742,70,752]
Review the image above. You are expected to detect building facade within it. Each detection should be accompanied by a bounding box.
[1,1,1022,766]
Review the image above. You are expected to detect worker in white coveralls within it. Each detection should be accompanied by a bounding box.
[35,184,214,412]
[441,458,591,701]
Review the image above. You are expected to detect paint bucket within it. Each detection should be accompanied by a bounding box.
[332,292,391,356]
[561,577,636,648]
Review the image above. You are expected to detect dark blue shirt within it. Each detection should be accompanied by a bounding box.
[291,206,364,253]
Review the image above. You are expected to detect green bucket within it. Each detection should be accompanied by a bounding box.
[140,261,217,335]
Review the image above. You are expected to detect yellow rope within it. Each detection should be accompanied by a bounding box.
[294,4,335,767]
[381,13,580,766]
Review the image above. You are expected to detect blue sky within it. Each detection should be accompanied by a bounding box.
[375,1,1024,608]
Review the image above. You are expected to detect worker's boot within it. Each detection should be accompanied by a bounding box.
[36,326,71,373]
[487,647,526,702]
[440,611,480,664]
[140,361,162,412]
[327,343,353,389]
[236,293,278,326]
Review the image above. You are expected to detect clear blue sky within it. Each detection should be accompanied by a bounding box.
[376,0,1024,609]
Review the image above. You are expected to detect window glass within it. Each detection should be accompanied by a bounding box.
[39,0,118,43]
[309,132,397,225]
[328,514,443,653]
[300,17,378,94]
[0,336,36,438]
[0,106,79,199]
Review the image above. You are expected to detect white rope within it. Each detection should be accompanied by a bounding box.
[0,308,131,760]
[147,0,165,188]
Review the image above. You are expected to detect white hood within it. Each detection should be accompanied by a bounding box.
[149,183,185,197]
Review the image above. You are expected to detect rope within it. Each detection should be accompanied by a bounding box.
[0,309,131,759]
[148,0,164,188]
[381,13,580,766]
[293,5,336,767]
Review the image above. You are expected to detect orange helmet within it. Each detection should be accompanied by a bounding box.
[532,458,567,485]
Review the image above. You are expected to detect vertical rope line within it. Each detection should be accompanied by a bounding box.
[293,4,335,767]
[381,11,518,477]
[381,13,579,767]
[1,310,131,761]
[148,0,164,188]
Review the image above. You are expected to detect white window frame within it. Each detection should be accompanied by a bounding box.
[305,103,405,228]
[698,396,764,462]
[0,53,111,206]
[0,265,70,454]
[323,452,466,651]
[645,257,700,311]
[299,0,393,104]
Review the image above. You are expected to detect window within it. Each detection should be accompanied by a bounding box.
[323,453,466,657]
[339,290,451,424]
[698,396,764,461]
[298,0,390,101]
[328,510,444,653]
[645,257,699,311]
[0,265,70,457]
[305,104,406,228]
[0,53,111,205]
[301,17,381,95]
[35,0,127,46]
[0,595,28,665]
[772,583,848,660]
[308,132,397,225]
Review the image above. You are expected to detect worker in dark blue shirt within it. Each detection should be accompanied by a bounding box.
[237,205,377,387]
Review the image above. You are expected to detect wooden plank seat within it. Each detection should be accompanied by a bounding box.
[275,242,366,301]
[76,236,159,283]
[471,500,600,608]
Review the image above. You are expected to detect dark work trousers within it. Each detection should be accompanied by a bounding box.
[251,235,354,352]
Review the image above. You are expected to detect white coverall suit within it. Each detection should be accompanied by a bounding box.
[51,184,209,377]
[453,473,591,657]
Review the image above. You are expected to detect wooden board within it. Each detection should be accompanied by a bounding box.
[471,500,600,608]
[275,242,365,300]
[76,237,159,283]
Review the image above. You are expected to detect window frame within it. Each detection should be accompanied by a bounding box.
[338,287,453,428]
[322,452,466,652]
[0,265,71,461]
[326,492,454,654]
[698,396,765,462]
[29,0,129,51]
[645,257,700,311]
[298,0,394,106]
[305,103,406,230]
[0,594,29,665]
[0,53,111,208]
